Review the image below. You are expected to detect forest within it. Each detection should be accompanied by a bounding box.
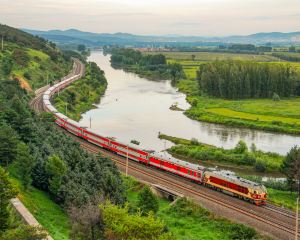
[109,48,183,81]
[197,60,300,99]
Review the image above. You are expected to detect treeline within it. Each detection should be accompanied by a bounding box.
[197,60,299,99]
[110,48,184,81]
[272,52,300,62]
[0,80,125,206]
[54,62,107,120]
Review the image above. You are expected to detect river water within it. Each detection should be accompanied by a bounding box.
[79,51,300,158]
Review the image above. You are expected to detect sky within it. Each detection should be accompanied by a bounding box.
[1,0,300,36]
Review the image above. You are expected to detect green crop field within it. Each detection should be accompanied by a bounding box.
[148,51,281,62]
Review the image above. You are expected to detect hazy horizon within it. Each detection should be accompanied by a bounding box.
[1,0,300,36]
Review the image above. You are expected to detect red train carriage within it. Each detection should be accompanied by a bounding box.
[42,63,268,206]
[149,153,203,182]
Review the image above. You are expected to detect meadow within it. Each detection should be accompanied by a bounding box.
[151,51,300,135]
[124,176,263,240]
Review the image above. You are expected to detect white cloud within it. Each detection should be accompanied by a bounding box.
[0,0,299,35]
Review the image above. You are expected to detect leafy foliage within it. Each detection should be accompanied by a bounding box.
[137,186,159,215]
[159,134,283,172]
[0,167,18,232]
[100,201,173,240]
[54,62,107,120]
[197,60,299,99]
[110,48,184,80]
[1,225,48,240]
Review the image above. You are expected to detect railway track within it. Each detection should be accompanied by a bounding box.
[31,58,299,240]
[80,142,299,237]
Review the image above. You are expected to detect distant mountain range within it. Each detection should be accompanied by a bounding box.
[22,28,300,47]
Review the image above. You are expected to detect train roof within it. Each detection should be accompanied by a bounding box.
[209,170,263,188]
[151,152,205,172]
[46,105,58,113]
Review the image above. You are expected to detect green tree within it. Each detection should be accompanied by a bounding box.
[137,186,159,215]
[191,54,196,61]
[2,57,13,75]
[2,225,47,240]
[45,155,67,196]
[100,201,172,240]
[16,142,35,190]
[281,146,300,194]
[169,63,183,83]
[0,167,18,232]
[0,124,18,168]
[234,140,248,154]
[78,44,86,52]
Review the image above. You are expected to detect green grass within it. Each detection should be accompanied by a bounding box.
[175,77,300,134]
[159,133,283,172]
[205,108,300,125]
[148,51,281,62]
[267,188,297,211]
[18,186,71,240]
[8,165,71,240]
[1,42,71,90]
[123,176,263,240]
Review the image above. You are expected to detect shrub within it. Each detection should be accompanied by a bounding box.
[254,159,267,172]
[234,140,248,154]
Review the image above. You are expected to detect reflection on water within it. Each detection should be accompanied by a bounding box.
[79,51,300,157]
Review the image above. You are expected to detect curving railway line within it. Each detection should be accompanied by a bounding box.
[30,59,298,240]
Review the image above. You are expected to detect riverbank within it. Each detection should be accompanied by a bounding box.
[53,62,107,121]
[158,133,283,173]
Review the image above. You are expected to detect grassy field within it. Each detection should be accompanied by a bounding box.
[124,176,263,240]
[159,133,283,172]
[8,164,71,240]
[148,51,281,62]
[10,178,71,240]
[0,43,71,90]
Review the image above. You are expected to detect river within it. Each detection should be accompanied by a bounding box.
[79,51,300,158]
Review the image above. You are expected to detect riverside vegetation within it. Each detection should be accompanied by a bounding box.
[53,61,107,121]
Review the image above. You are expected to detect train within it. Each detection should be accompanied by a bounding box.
[42,69,267,206]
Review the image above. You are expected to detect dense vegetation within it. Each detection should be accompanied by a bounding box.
[110,48,184,81]
[197,60,299,99]
[54,62,107,120]
[272,52,300,62]
[159,134,283,172]
[125,176,261,240]
[0,24,72,90]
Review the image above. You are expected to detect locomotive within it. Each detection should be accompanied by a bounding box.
[42,72,267,206]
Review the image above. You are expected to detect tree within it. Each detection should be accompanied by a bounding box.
[191,54,196,61]
[234,140,248,154]
[78,44,86,52]
[45,155,67,196]
[289,46,296,52]
[0,167,18,232]
[100,201,172,240]
[68,194,104,240]
[137,186,159,215]
[281,146,300,194]
[0,124,19,168]
[2,225,47,240]
[16,142,35,190]
[169,63,183,83]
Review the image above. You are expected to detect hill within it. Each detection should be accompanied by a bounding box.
[23,28,300,47]
[0,24,72,90]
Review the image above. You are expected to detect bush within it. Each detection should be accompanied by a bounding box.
[254,160,267,172]
[23,72,31,80]
[137,186,159,215]
[234,140,248,154]
[272,92,280,101]
[227,224,257,240]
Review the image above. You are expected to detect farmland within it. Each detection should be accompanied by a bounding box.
[147,51,300,134]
